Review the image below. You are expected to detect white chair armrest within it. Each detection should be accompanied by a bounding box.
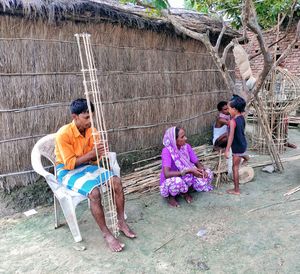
[108,152,121,177]
[31,146,53,179]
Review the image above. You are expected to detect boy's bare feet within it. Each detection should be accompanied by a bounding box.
[226,189,240,195]
[103,233,125,252]
[168,196,180,207]
[182,193,193,204]
[118,221,137,239]
[241,155,250,166]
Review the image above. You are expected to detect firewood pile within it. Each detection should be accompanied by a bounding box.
[122,145,229,195]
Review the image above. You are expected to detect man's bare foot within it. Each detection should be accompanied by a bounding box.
[168,196,180,207]
[118,221,137,239]
[286,142,297,149]
[182,193,193,204]
[103,233,124,252]
[226,189,240,195]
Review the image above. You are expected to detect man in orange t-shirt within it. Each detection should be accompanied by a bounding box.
[55,98,136,252]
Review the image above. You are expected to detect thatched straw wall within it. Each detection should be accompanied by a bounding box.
[0,6,235,190]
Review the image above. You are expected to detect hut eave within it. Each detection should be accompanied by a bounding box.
[0,0,240,39]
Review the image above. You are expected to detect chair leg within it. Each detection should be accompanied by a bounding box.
[54,195,60,229]
[58,196,83,243]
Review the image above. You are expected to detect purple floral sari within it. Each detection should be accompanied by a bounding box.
[160,127,213,197]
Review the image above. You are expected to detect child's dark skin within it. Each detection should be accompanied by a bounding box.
[225,104,245,195]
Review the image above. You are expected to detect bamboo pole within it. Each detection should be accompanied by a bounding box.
[284,185,300,196]
[253,98,284,171]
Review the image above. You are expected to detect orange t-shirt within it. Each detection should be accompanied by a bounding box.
[55,121,97,170]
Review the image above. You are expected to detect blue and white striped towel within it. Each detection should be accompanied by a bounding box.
[56,164,113,196]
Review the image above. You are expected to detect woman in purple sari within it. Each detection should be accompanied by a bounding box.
[160,126,213,207]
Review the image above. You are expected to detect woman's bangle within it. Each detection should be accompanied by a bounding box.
[180,169,186,176]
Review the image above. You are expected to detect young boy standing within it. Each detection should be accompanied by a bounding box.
[225,95,248,195]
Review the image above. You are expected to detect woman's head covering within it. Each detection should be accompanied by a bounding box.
[163,126,176,148]
[163,126,193,171]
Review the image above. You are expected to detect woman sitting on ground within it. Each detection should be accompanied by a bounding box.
[160,126,214,207]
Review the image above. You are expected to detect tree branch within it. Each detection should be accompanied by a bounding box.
[249,0,298,61]
[243,0,273,97]
[283,0,298,33]
[162,10,236,91]
[214,24,227,54]
[221,41,234,64]
[243,1,268,53]
[274,20,300,68]
[135,0,155,9]
[264,0,298,35]
[222,35,247,64]
[249,35,287,60]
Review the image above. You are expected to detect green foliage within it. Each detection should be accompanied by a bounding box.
[185,0,216,14]
[145,8,162,17]
[153,0,170,10]
[119,0,297,29]
[119,0,135,4]
[184,0,296,29]
[120,0,170,10]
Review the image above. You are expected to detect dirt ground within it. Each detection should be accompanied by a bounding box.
[0,128,300,274]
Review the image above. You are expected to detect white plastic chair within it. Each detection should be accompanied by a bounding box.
[31,133,121,242]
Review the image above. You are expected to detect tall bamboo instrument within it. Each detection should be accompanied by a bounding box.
[75,33,119,237]
[251,66,300,155]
